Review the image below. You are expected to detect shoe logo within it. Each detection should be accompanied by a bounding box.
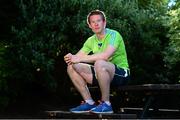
[102,108,106,112]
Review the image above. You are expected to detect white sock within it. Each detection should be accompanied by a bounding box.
[104,101,111,106]
[85,99,95,105]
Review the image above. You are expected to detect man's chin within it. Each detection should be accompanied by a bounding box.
[93,30,101,34]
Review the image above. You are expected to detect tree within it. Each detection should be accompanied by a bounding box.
[0,0,171,109]
[163,1,180,83]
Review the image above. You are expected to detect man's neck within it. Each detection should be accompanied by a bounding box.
[96,29,106,40]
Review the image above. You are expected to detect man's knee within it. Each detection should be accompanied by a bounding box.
[72,63,83,74]
[67,63,80,74]
[94,60,107,72]
[67,65,74,74]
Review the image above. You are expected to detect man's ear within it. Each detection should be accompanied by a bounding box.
[103,20,106,28]
[88,23,92,29]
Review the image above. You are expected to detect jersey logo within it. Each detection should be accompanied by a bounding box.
[98,43,102,48]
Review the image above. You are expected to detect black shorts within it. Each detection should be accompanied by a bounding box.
[91,64,130,87]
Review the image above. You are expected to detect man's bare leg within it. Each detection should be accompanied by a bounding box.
[94,60,115,101]
[67,63,93,101]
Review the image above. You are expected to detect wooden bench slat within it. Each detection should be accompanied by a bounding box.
[46,110,137,119]
[117,84,180,91]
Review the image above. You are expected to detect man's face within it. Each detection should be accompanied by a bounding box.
[88,15,106,34]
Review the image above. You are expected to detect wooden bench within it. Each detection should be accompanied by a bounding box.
[85,84,180,118]
[112,84,180,118]
[46,110,137,119]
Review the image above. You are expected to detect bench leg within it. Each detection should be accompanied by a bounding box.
[140,96,154,118]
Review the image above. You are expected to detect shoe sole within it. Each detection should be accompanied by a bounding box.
[70,111,90,113]
[90,111,114,114]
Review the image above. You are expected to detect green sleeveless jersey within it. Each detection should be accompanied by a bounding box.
[81,28,129,69]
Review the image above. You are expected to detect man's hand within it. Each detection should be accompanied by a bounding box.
[71,55,81,64]
[64,53,81,65]
[64,53,73,65]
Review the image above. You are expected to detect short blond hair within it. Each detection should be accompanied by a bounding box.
[87,10,106,25]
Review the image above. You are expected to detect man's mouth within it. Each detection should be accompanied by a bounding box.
[95,27,99,30]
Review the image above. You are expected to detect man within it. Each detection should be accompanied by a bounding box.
[64,10,130,114]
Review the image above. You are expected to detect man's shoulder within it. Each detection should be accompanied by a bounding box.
[106,28,121,36]
[106,28,122,40]
[87,34,96,40]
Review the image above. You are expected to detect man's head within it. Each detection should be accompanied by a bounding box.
[87,10,106,25]
[87,10,106,34]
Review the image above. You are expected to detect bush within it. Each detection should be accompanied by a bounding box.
[163,1,180,83]
[0,0,171,109]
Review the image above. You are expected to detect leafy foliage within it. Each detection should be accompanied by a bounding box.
[0,43,10,110]
[163,1,180,83]
[11,0,169,86]
[0,0,176,110]
[103,0,169,84]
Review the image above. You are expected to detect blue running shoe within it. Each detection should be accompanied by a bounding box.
[70,101,96,113]
[90,101,114,114]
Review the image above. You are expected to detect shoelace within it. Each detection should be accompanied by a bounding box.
[95,100,105,109]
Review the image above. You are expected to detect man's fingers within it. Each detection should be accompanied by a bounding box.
[64,53,73,65]
[64,57,69,61]
[64,56,69,59]
[65,59,71,63]
[67,62,72,65]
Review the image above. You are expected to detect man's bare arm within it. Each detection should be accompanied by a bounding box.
[77,45,116,63]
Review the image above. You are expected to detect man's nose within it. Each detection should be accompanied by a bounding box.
[95,22,98,26]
